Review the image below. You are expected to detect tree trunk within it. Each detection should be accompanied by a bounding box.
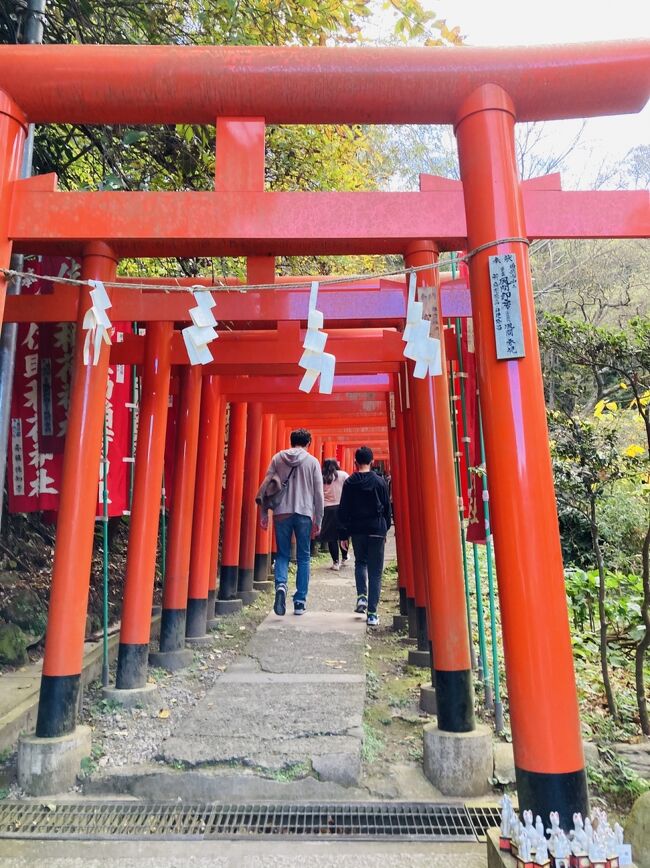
[591,499,618,721]
[635,521,650,735]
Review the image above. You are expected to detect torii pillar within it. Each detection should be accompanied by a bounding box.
[217,401,246,613]
[20,243,117,795]
[405,241,494,797]
[455,83,587,825]
[237,401,263,604]
[254,412,275,590]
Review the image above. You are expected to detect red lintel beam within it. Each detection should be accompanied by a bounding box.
[110,327,404,369]
[3,281,464,326]
[265,406,387,419]
[10,189,649,258]
[0,42,647,125]
[217,375,391,398]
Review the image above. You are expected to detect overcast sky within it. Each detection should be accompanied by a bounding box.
[431,0,649,184]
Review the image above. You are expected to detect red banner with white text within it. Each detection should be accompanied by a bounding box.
[7,256,133,517]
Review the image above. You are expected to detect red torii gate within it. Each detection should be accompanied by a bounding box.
[0,39,647,825]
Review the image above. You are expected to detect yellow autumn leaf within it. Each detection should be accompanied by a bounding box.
[625,444,646,458]
[158,709,170,719]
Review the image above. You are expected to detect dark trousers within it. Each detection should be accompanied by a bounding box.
[327,541,348,563]
[351,534,386,614]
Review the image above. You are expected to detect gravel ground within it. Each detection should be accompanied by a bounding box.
[81,592,275,772]
[0,588,275,797]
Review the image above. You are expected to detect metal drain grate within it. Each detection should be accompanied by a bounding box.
[206,803,476,841]
[465,805,504,841]
[0,801,498,842]
[0,802,212,840]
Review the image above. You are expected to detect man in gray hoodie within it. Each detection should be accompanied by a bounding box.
[259,428,324,616]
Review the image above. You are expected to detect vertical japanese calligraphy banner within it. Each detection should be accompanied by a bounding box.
[8,256,133,517]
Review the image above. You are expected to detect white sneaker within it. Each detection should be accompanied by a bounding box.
[330,562,340,572]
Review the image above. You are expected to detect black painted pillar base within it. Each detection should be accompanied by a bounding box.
[186,598,208,638]
[416,606,429,651]
[218,564,240,600]
[207,589,216,620]
[253,553,269,584]
[515,766,589,833]
[238,566,258,604]
[159,607,187,653]
[238,566,255,593]
[36,674,80,738]
[399,586,408,616]
[434,669,475,733]
[407,597,417,639]
[116,643,149,690]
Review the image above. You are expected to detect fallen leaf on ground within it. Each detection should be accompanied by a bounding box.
[158,709,170,719]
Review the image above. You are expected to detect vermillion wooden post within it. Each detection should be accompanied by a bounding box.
[323,440,336,460]
[115,321,173,689]
[0,90,26,328]
[269,420,285,566]
[405,242,475,731]
[36,243,117,736]
[206,397,227,625]
[186,375,222,638]
[254,412,275,586]
[456,84,587,823]
[401,394,431,653]
[217,401,247,612]
[394,390,416,614]
[237,401,263,604]
[386,390,412,622]
[152,365,202,666]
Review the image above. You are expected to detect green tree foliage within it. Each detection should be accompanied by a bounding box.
[3,0,461,277]
[550,409,630,721]
[541,314,650,734]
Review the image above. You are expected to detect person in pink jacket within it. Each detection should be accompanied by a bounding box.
[319,458,350,571]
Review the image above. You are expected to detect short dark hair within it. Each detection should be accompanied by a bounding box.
[355,445,373,466]
[290,428,312,447]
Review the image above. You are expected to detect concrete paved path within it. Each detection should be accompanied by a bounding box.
[162,555,370,786]
[0,838,487,867]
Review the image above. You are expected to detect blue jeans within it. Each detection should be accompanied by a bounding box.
[273,513,313,603]
[352,534,386,613]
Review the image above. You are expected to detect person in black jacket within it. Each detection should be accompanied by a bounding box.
[337,445,392,627]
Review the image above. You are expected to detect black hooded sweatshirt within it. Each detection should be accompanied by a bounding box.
[338,471,392,537]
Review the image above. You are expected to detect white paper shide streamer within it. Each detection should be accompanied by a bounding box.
[402,273,442,378]
[298,281,336,394]
[182,288,218,365]
[82,279,113,366]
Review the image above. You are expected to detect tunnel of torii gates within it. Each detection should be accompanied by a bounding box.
[0,39,648,825]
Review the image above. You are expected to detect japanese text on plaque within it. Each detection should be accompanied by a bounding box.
[488,254,525,360]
